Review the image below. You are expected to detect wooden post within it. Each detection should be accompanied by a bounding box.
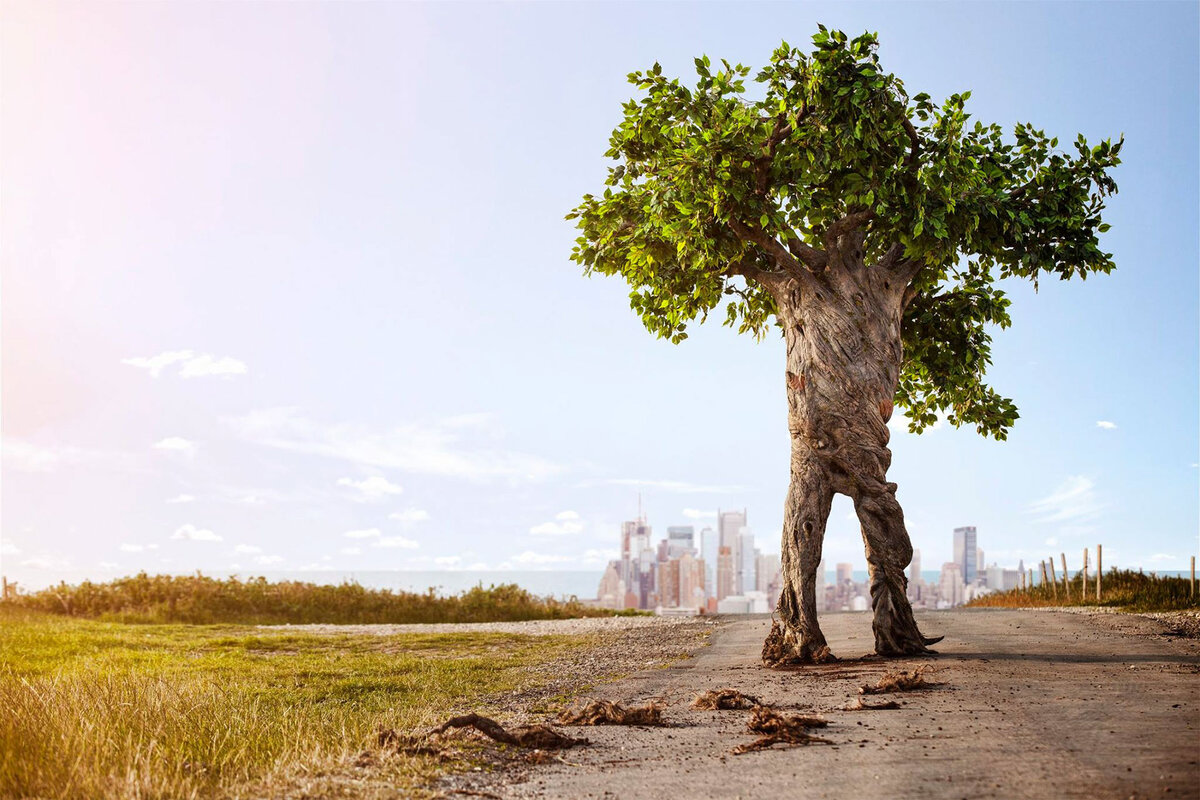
[1039,561,1047,590]
[1096,544,1102,602]
[1047,559,1059,600]
[1082,548,1089,600]
[1029,568,1034,592]
[1190,556,1195,598]
[1,576,7,601]
[1060,553,1071,601]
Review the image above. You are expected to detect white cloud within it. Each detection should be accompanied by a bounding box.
[339,546,362,555]
[1096,420,1118,430]
[343,528,382,539]
[98,561,120,569]
[389,508,430,524]
[122,350,247,379]
[434,556,462,567]
[20,556,70,570]
[582,548,619,564]
[0,540,20,556]
[224,407,559,482]
[234,544,263,554]
[375,535,420,549]
[511,550,573,565]
[254,555,284,565]
[337,475,404,500]
[2,439,130,473]
[1044,537,1059,547]
[153,437,196,455]
[119,543,146,553]
[171,524,223,542]
[1028,476,1105,525]
[583,478,749,494]
[682,508,715,520]
[530,511,585,536]
[166,494,196,504]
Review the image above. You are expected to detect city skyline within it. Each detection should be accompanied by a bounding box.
[3,3,1196,586]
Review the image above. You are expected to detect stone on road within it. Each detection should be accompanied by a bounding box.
[490,609,1199,799]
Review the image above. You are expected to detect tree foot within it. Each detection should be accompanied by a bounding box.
[872,611,942,656]
[761,619,838,666]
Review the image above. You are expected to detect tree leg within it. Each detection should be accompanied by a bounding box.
[854,485,942,656]
[763,455,836,666]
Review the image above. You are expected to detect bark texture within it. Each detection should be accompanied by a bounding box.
[763,239,940,665]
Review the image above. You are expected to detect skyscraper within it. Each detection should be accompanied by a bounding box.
[716,546,735,601]
[836,562,854,585]
[953,526,978,584]
[738,527,757,595]
[667,526,696,558]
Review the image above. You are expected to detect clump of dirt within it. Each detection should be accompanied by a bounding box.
[859,665,936,694]
[845,697,902,710]
[428,714,588,749]
[692,688,761,710]
[377,714,587,755]
[731,706,833,755]
[557,699,665,726]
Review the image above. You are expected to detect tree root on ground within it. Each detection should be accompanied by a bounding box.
[376,714,587,756]
[844,697,902,710]
[557,699,665,726]
[731,706,833,754]
[691,688,762,710]
[859,665,936,694]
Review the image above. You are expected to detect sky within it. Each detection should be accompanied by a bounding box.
[2,1,1197,590]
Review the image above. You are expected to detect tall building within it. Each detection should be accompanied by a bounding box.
[718,510,747,591]
[815,558,826,612]
[940,561,965,606]
[908,548,923,601]
[738,527,757,595]
[667,526,696,558]
[836,562,854,585]
[977,548,985,578]
[953,526,978,584]
[699,526,716,595]
[716,546,735,601]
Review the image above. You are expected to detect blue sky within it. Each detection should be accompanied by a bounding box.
[2,1,1196,588]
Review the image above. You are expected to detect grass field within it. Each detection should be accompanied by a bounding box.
[967,568,1199,612]
[7,572,628,625]
[0,605,596,799]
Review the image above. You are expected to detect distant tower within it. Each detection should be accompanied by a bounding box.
[953,526,978,584]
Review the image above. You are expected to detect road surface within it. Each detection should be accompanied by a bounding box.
[467,609,1199,799]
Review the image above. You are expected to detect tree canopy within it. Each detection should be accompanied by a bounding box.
[567,27,1122,439]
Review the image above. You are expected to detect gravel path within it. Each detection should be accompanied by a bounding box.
[456,609,1200,800]
[260,615,707,638]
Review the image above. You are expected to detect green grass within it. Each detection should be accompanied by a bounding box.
[8,572,640,625]
[0,606,596,799]
[968,568,1199,613]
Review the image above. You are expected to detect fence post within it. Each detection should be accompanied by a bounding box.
[1191,556,1195,598]
[1,576,7,601]
[1096,544,1102,602]
[1060,553,1071,601]
[1082,548,1089,601]
[1047,559,1059,600]
[1029,568,1034,593]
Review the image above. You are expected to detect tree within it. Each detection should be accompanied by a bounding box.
[567,28,1122,662]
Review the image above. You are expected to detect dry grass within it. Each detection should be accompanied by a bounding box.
[7,572,635,625]
[968,568,1199,613]
[0,606,594,799]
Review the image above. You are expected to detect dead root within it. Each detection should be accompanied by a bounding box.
[557,699,665,727]
[731,706,833,755]
[859,665,936,695]
[427,714,588,749]
[691,688,761,710]
[845,697,902,711]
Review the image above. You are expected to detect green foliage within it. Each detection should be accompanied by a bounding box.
[568,27,1121,438]
[8,572,634,625]
[968,568,1199,612]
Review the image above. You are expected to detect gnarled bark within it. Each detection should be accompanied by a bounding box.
[763,246,940,665]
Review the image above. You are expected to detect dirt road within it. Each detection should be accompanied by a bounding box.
[470,609,1199,799]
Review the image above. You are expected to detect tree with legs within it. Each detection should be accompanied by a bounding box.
[567,28,1121,663]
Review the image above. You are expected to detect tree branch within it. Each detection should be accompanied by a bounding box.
[728,220,820,289]
[822,210,875,260]
[784,236,829,272]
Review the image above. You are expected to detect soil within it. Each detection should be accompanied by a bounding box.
[449,608,1200,799]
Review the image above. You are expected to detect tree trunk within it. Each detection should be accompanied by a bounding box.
[762,254,941,665]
